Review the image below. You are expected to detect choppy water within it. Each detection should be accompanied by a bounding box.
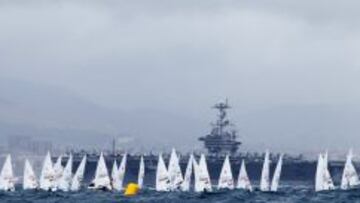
[1,182,360,203]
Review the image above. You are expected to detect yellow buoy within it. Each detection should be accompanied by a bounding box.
[124,183,140,197]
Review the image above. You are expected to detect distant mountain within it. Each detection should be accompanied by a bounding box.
[0,78,204,151]
[1,78,359,154]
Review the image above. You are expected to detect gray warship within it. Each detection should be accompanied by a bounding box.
[198,100,241,155]
[56,101,347,186]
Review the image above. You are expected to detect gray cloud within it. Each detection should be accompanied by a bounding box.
[1,0,360,153]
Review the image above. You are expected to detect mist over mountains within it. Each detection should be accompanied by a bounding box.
[1,78,360,155]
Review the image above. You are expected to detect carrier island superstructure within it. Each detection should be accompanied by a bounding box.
[198,100,241,155]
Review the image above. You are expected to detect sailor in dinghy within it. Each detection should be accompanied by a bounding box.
[88,152,112,191]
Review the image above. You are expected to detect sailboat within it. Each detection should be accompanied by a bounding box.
[315,152,335,192]
[70,155,87,191]
[194,154,212,192]
[260,150,270,192]
[155,154,170,191]
[323,152,335,190]
[88,152,112,191]
[111,160,118,186]
[181,154,194,192]
[217,155,234,190]
[58,154,73,191]
[53,155,64,188]
[138,156,145,189]
[341,149,360,190]
[236,160,252,191]
[40,152,57,191]
[315,153,324,192]
[0,155,15,191]
[112,154,127,191]
[168,148,183,190]
[23,159,38,190]
[270,154,283,192]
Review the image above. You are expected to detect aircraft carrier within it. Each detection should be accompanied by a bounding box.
[55,100,347,186]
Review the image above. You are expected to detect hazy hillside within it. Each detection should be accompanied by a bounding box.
[0,78,205,151]
[1,78,360,154]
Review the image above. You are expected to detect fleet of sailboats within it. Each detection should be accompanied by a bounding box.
[2,149,359,193]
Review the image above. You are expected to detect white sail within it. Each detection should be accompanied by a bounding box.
[217,155,234,190]
[53,155,63,188]
[156,154,170,191]
[23,159,38,190]
[260,150,270,192]
[323,152,335,190]
[112,154,127,191]
[315,153,325,192]
[194,154,212,192]
[181,154,194,191]
[58,154,73,191]
[0,155,15,191]
[168,148,183,190]
[40,152,57,191]
[111,160,118,183]
[70,155,87,191]
[137,156,145,189]
[341,149,359,190]
[236,160,252,191]
[89,152,112,190]
[270,154,283,192]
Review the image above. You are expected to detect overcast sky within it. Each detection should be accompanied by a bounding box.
[1,1,360,153]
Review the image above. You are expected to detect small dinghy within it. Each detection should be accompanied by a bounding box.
[181,154,194,192]
[155,154,170,191]
[194,154,212,192]
[260,150,270,192]
[112,154,127,191]
[217,155,234,190]
[23,159,38,190]
[137,156,145,189]
[236,160,252,191]
[270,154,283,192]
[341,149,360,190]
[111,160,118,187]
[0,155,15,191]
[40,152,57,191]
[168,148,183,190]
[58,154,73,191]
[88,152,112,191]
[70,155,87,191]
[323,152,335,190]
[315,152,335,192]
[53,155,64,188]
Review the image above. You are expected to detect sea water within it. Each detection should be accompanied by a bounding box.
[1,181,360,203]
